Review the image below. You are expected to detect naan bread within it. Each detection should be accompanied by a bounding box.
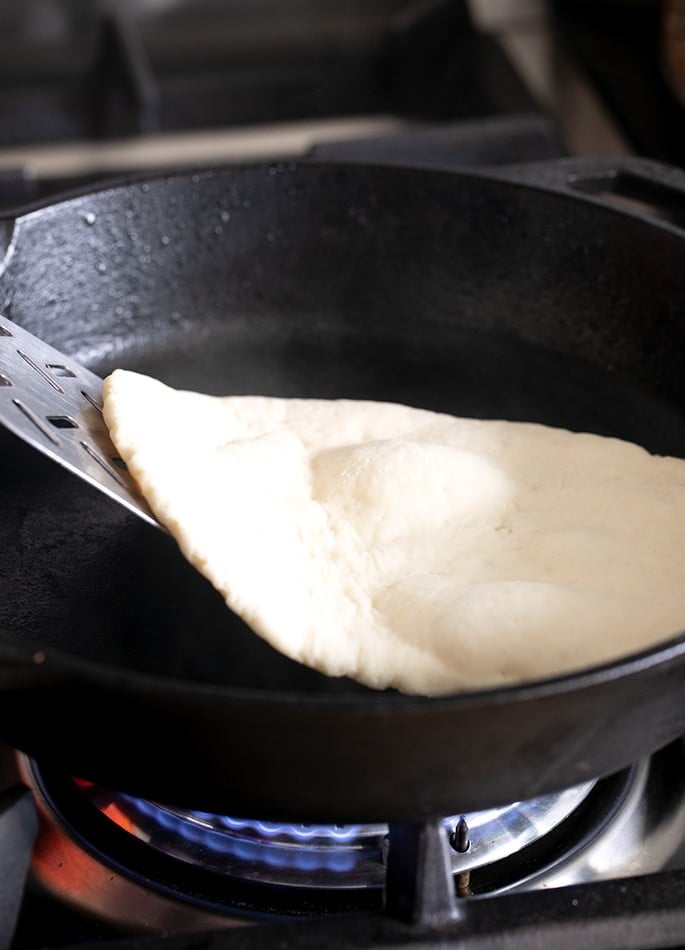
[101,369,685,696]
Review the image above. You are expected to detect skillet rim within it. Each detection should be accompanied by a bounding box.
[2,624,685,709]
[3,152,685,239]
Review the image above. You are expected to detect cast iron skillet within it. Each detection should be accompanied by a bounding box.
[1,156,685,822]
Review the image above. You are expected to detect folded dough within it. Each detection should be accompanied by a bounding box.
[102,369,685,695]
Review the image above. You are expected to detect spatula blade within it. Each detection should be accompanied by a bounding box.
[0,315,160,528]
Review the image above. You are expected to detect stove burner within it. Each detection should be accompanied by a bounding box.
[16,742,685,936]
[86,783,595,888]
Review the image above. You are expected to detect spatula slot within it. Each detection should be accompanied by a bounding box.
[80,441,126,487]
[0,324,12,336]
[81,390,103,412]
[12,399,61,446]
[46,364,76,378]
[47,415,79,429]
[0,374,11,386]
[17,350,65,394]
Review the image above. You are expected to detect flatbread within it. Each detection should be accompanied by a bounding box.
[101,369,685,696]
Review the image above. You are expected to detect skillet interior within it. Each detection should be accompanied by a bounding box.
[1,162,685,817]
[1,312,684,693]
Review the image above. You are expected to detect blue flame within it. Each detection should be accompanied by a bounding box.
[118,795,369,873]
[213,815,365,841]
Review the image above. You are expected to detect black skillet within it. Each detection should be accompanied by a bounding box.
[1,156,685,822]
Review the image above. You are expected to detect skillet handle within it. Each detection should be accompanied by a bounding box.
[485,155,685,238]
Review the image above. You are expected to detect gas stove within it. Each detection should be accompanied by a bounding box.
[3,2,685,949]
[0,0,633,211]
[6,739,685,949]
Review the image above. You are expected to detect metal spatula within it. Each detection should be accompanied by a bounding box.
[0,315,160,528]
